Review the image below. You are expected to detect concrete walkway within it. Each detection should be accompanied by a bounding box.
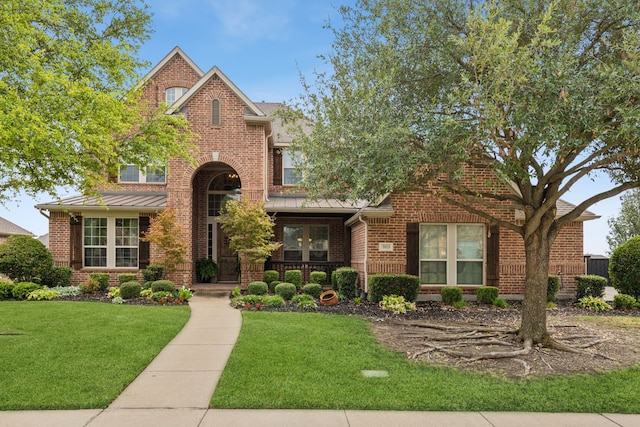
[3,292,640,427]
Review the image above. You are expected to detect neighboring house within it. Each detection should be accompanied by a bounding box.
[0,216,34,244]
[36,47,597,297]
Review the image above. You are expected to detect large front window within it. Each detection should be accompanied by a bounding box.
[419,224,484,285]
[283,225,328,262]
[84,217,139,268]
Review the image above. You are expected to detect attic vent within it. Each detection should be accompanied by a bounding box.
[211,99,221,126]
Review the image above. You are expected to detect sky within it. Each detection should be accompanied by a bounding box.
[0,0,623,256]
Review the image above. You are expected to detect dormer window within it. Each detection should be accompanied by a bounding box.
[165,87,188,106]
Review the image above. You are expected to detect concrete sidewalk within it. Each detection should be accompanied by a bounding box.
[3,292,640,427]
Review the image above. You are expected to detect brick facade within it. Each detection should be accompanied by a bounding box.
[41,47,589,296]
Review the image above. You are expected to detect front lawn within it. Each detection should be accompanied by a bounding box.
[211,311,640,413]
[0,301,189,410]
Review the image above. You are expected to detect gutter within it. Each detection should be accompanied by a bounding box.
[358,216,369,297]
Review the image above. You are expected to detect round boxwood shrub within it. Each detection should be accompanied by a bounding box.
[303,283,322,299]
[151,280,176,293]
[12,282,42,300]
[275,282,296,300]
[118,273,138,285]
[613,294,638,310]
[284,270,302,290]
[476,286,499,304]
[142,264,164,282]
[610,236,640,300]
[247,281,268,295]
[262,270,279,286]
[441,286,463,305]
[0,281,15,300]
[41,266,73,288]
[89,273,110,291]
[0,235,53,283]
[309,271,327,285]
[268,280,281,294]
[120,281,142,299]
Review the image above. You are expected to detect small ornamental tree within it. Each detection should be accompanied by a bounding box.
[141,208,188,278]
[217,199,282,283]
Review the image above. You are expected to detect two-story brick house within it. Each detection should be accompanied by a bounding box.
[36,47,596,297]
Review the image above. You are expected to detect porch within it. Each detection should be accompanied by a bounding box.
[265,261,345,285]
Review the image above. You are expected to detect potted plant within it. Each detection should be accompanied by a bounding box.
[196,258,218,283]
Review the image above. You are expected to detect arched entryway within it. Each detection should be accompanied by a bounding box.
[192,163,241,283]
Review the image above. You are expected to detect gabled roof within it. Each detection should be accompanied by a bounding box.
[36,192,167,213]
[168,65,266,119]
[0,217,34,237]
[139,46,204,88]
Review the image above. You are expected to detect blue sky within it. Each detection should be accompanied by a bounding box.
[0,0,622,255]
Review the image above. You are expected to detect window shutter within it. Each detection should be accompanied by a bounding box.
[406,222,419,276]
[211,99,221,126]
[139,216,151,269]
[486,225,500,287]
[273,149,283,186]
[70,216,83,270]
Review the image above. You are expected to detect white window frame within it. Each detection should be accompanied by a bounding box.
[165,87,188,106]
[419,223,485,286]
[119,165,166,184]
[283,224,329,262]
[83,216,139,268]
[283,149,302,185]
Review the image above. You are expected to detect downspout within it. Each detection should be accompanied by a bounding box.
[264,130,273,202]
[358,215,368,299]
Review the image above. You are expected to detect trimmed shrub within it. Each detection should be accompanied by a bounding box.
[0,235,53,283]
[575,274,607,299]
[268,280,281,294]
[441,287,463,305]
[477,286,499,304]
[334,267,359,300]
[89,273,110,291]
[368,274,420,303]
[41,266,73,288]
[262,270,279,286]
[118,273,138,285]
[331,270,338,290]
[275,282,296,300]
[152,280,176,293]
[262,295,285,308]
[142,264,164,282]
[547,275,561,302]
[143,281,154,289]
[120,281,142,299]
[12,282,42,300]
[613,294,638,310]
[247,281,269,295]
[303,283,323,299]
[0,281,15,300]
[284,270,302,290]
[609,236,640,299]
[309,271,327,285]
[493,298,509,308]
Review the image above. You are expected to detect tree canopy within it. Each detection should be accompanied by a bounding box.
[0,0,194,201]
[607,189,640,253]
[289,0,640,345]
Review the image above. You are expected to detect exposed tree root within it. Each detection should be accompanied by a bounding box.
[513,358,531,377]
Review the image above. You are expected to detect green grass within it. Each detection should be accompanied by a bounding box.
[0,301,189,410]
[211,312,640,413]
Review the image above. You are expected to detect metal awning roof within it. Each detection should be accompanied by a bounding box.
[36,192,167,212]
[264,195,369,214]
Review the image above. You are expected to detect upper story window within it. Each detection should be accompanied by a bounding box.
[419,223,484,286]
[165,87,188,106]
[283,149,302,185]
[211,99,221,126]
[120,165,166,184]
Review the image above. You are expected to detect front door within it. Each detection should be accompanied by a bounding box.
[217,224,237,281]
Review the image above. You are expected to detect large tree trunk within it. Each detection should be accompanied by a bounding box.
[518,227,552,344]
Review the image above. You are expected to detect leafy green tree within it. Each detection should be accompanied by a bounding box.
[217,199,282,282]
[141,208,188,277]
[607,189,640,253]
[0,1,194,202]
[0,235,53,283]
[288,0,640,347]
